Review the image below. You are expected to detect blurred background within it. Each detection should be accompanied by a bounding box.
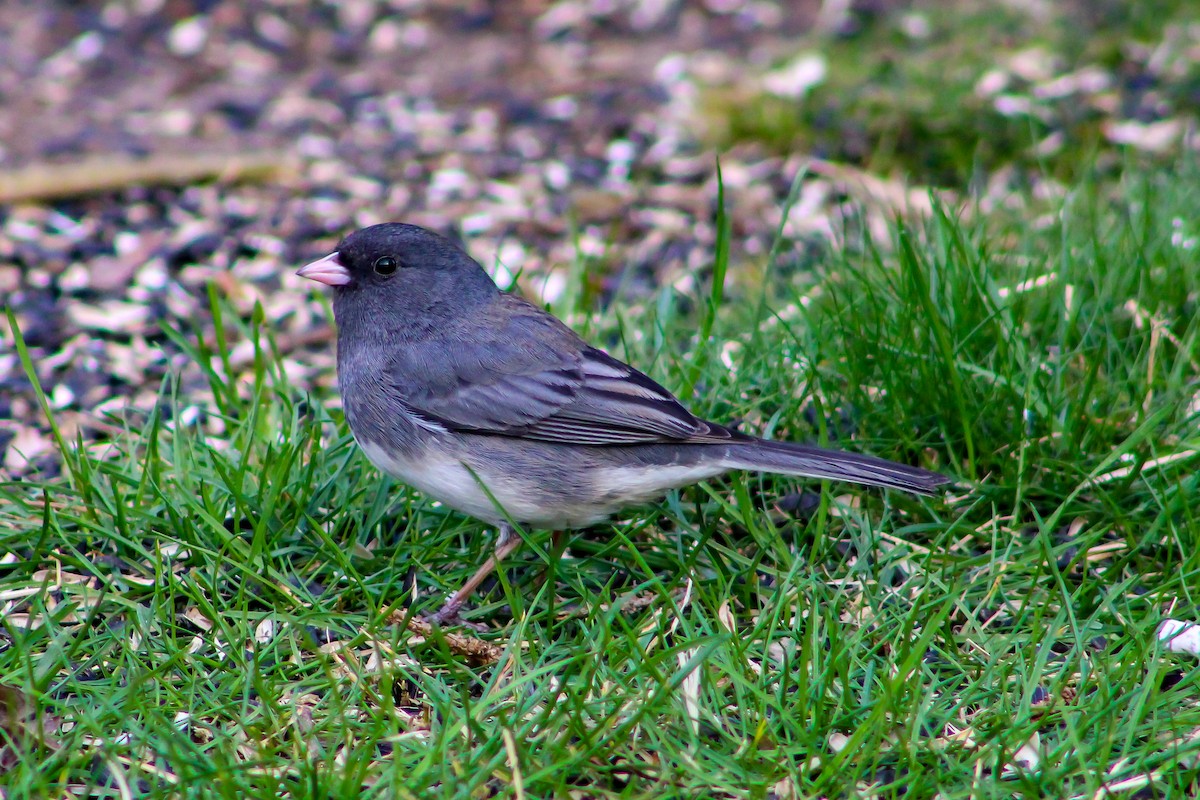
[1,0,1198,473]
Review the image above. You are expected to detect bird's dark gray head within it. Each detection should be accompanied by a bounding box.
[297,223,500,340]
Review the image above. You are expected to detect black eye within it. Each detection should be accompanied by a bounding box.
[373,256,399,275]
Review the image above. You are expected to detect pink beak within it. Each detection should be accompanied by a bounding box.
[296,252,351,286]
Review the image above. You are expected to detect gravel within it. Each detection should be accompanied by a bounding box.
[0,0,863,478]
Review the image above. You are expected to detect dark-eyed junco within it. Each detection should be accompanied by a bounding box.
[298,223,949,624]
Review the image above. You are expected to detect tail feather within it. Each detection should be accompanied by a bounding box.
[723,438,950,496]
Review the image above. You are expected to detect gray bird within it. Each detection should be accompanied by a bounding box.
[298,223,949,624]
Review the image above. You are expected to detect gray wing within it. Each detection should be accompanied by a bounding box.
[386,294,735,445]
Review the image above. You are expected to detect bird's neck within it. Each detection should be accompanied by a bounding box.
[332,283,499,347]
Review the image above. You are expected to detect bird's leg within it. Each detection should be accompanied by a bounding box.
[428,522,523,627]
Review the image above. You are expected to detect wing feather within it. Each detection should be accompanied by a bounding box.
[385,294,735,445]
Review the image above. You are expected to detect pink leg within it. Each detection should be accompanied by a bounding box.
[428,524,524,626]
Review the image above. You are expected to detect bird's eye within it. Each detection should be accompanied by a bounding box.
[373,256,399,275]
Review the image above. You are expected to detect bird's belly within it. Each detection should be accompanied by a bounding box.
[355,438,535,525]
[355,438,725,530]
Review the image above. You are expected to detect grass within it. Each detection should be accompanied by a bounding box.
[699,0,1200,189]
[3,163,1200,798]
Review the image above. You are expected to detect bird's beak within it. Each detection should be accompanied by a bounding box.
[296,253,351,286]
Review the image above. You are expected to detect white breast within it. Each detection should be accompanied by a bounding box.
[356,439,730,530]
[357,439,545,526]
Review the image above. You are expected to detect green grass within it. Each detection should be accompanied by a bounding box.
[3,165,1200,798]
[701,0,1200,188]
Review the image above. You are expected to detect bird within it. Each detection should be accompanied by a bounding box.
[297,223,949,624]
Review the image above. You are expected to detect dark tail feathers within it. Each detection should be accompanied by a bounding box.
[723,438,950,496]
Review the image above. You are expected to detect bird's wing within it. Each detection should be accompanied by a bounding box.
[385,294,735,445]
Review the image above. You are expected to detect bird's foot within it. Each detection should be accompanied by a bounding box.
[421,523,527,632]
[423,601,490,632]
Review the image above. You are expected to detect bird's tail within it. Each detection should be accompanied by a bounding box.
[722,438,950,496]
